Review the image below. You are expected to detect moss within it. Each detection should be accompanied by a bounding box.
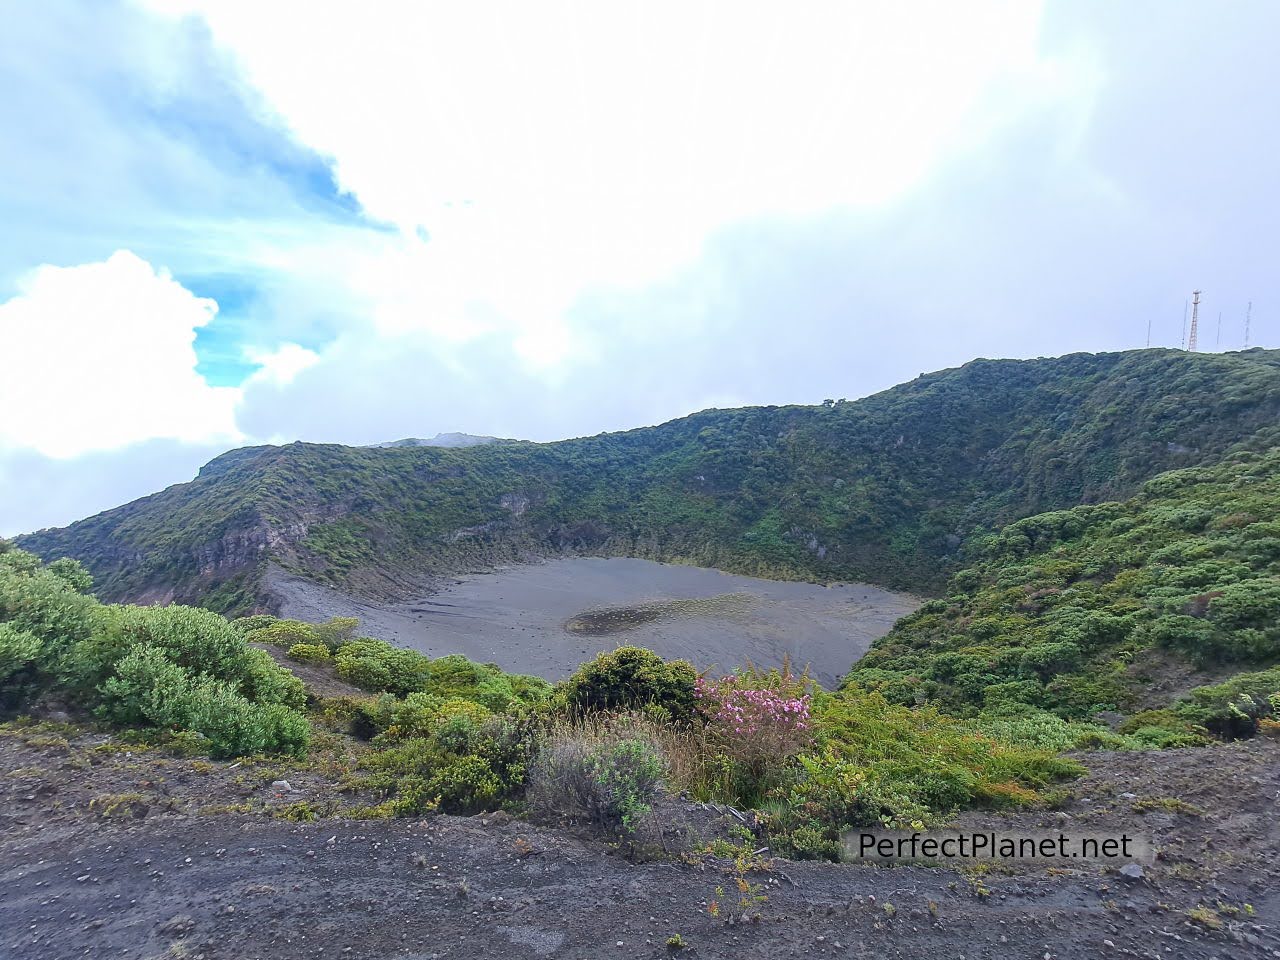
[88,792,151,818]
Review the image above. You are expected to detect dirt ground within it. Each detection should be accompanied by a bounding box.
[2,724,1278,960]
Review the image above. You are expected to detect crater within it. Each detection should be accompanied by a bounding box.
[268,557,920,687]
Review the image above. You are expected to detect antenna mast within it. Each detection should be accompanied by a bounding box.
[1181,301,1188,349]
[1245,301,1253,347]
[1216,312,1222,349]
[1187,290,1201,352]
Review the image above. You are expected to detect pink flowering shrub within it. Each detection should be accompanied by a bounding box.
[694,667,815,796]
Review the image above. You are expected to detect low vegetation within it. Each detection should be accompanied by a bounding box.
[850,448,1280,742]
[0,543,308,757]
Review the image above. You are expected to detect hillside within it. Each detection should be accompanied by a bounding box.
[849,445,1280,722]
[17,348,1280,614]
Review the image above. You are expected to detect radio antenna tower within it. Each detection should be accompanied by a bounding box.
[1181,300,1188,349]
[1216,312,1222,349]
[1245,301,1253,347]
[1187,290,1201,352]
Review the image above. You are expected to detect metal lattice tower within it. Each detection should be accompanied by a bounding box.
[1187,290,1201,351]
[1245,301,1253,347]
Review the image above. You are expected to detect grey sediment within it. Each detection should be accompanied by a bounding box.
[267,556,920,687]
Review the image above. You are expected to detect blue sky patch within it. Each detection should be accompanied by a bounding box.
[188,275,262,386]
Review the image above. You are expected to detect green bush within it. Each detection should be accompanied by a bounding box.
[1175,667,1280,738]
[46,557,93,594]
[558,646,697,721]
[359,711,532,815]
[287,642,332,665]
[183,683,310,758]
[0,623,43,700]
[97,645,309,758]
[812,690,1080,822]
[76,604,250,691]
[0,548,311,758]
[377,693,491,743]
[244,619,319,649]
[766,752,881,859]
[240,647,306,710]
[98,645,196,728]
[421,755,502,811]
[0,547,97,673]
[229,614,278,634]
[332,638,432,696]
[1115,709,1209,748]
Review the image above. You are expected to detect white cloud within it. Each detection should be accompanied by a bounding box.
[244,342,320,386]
[144,0,1073,370]
[0,250,242,458]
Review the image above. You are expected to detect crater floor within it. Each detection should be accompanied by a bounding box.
[268,557,920,686]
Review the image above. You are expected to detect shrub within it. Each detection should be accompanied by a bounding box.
[765,752,885,858]
[184,683,310,758]
[510,673,554,705]
[978,704,1142,751]
[240,647,307,710]
[1175,667,1280,738]
[558,647,697,721]
[694,668,814,803]
[1018,642,1083,680]
[332,639,432,696]
[359,712,531,815]
[314,694,371,734]
[97,645,309,758]
[98,645,196,728]
[46,558,93,594]
[427,654,514,709]
[0,548,313,758]
[809,690,1080,827]
[0,548,97,668]
[229,614,278,634]
[1115,709,1209,748]
[377,693,491,743]
[244,619,319,649]
[77,604,249,691]
[313,617,359,649]
[352,693,400,739]
[528,719,668,832]
[420,754,502,812]
[981,680,1044,710]
[287,642,332,665]
[0,624,43,694]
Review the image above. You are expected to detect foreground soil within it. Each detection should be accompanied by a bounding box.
[2,725,1278,960]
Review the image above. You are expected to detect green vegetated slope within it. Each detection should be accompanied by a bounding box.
[17,348,1280,614]
[849,446,1280,733]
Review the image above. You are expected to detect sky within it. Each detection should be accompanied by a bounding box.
[1,0,1277,536]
